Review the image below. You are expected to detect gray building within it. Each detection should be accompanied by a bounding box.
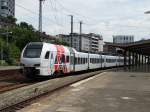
[113,35,134,44]
[58,33,104,53]
[0,0,15,17]
[89,33,103,52]
[58,33,80,51]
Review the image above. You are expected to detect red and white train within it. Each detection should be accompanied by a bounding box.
[20,42,125,78]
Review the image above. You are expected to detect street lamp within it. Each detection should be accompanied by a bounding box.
[0,32,12,46]
[0,42,3,65]
[0,31,12,65]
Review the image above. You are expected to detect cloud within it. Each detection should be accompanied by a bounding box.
[16,0,150,41]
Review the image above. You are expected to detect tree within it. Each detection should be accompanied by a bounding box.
[7,16,17,24]
[19,22,34,31]
[11,26,40,50]
[0,16,17,25]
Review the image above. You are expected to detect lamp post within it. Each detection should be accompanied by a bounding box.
[0,31,12,65]
[0,42,3,65]
[1,32,12,46]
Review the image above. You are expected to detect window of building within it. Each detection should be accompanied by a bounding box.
[1,1,7,6]
[1,6,8,9]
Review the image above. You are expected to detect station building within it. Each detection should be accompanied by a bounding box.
[58,33,104,53]
[113,35,134,44]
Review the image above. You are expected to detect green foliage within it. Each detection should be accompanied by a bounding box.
[0,60,9,66]
[0,19,69,66]
[0,38,20,65]
[0,15,17,24]
[5,43,20,65]
[0,21,40,65]
[19,22,35,31]
[11,26,40,50]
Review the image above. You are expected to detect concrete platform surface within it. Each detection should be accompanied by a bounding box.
[18,72,150,112]
[0,66,20,70]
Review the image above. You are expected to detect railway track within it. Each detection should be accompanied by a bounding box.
[0,69,36,94]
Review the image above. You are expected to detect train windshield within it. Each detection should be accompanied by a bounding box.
[23,44,43,58]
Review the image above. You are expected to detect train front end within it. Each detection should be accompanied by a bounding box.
[20,42,43,78]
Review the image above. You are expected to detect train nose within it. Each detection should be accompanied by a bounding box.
[23,67,40,78]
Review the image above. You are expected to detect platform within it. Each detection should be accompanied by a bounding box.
[0,66,20,71]
[18,65,150,112]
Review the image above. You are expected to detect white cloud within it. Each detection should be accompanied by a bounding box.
[16,0,150,42]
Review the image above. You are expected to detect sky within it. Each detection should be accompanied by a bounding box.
[16,0,150,42]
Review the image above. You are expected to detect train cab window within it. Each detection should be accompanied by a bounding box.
[23,44,43,58]
[45,51,50,59]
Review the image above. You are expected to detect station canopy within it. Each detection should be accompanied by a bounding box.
[106,39,150,56]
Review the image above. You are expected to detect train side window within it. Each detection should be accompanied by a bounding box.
[79,58,81,64]
[62,54,65,63]
[70,56,74,64]
[83,58,84,64]
[66,56,69,62]
[45,51,50,59]
[60,55,63,64]
[75,57,77,64]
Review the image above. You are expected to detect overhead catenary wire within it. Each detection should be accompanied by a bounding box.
[16,1,150,35]
[16,3,66,28]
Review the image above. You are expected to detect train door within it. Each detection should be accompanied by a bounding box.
[99,54,102,68]
[104,55,106,67]
[68,48,75,72]
[49,52,55,75]
[70,53,75,72]
[41,51,50,75]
